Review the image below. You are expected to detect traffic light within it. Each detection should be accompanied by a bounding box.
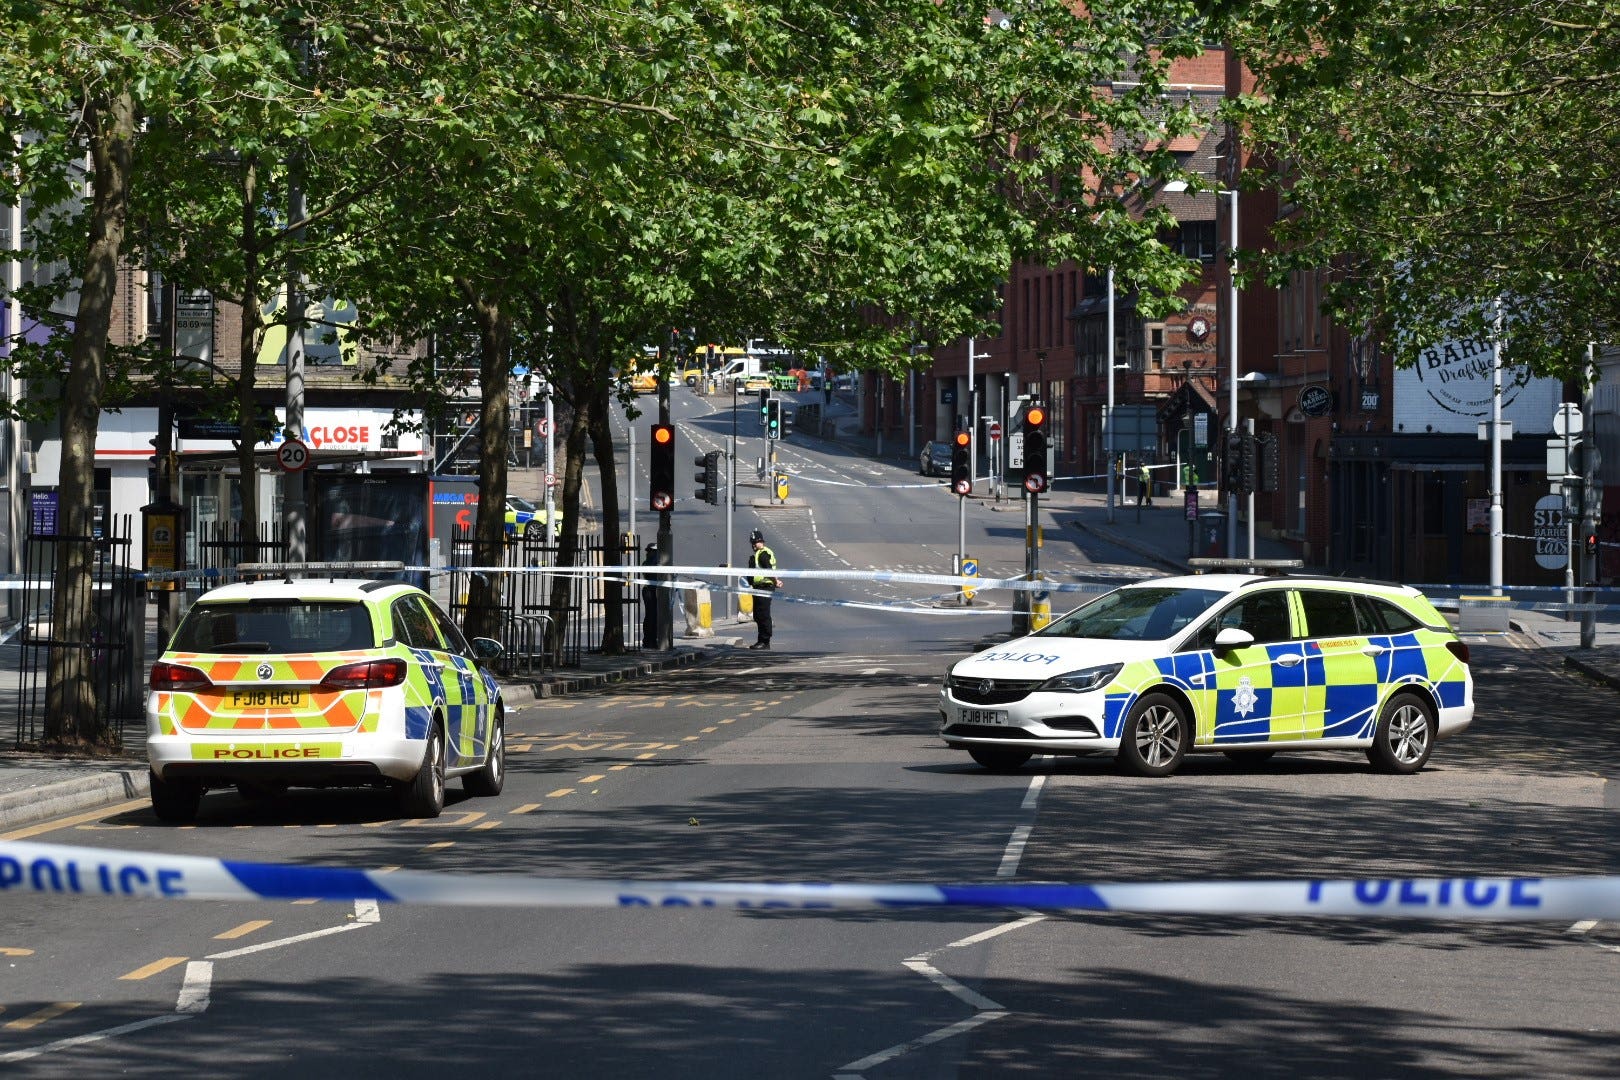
[1586,532,1599,558]
[759,387,770,421]
[1257,431,1279,493]
[650,424,675,510]
[1022,405,1048,493]
[765,398,782,440]
[694,450,720,505]
[1226,432,1255,495]
[950,430,972,495]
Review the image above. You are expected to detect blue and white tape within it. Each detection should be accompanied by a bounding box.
[3,840,1617,919]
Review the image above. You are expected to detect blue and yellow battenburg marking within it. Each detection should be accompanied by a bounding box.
[2,839,1618,920]
[1098,626,1468,745]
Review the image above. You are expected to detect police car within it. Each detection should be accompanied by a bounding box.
[941,574,1473,776]
[146,571,506,822]
[504,495,558,539]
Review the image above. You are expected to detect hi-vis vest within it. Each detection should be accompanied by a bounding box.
[749,545,777,588]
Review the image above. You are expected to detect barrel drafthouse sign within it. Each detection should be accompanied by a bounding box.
[1392,332,1561,435]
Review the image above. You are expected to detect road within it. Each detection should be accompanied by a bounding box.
[3,388,1618,1076]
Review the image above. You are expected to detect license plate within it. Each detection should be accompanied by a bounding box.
[229,689,305,709]
[958,707,1009,726]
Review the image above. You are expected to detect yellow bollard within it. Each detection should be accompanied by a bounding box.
[739,590,754,617]
[1031,590,1051,631]
[775,473,790,501]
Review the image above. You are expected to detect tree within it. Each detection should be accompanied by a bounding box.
[1225,0,1620,378]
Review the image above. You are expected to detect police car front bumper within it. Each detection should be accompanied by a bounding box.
[938,687,1114,752]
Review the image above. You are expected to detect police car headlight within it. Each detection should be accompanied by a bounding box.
[1038,663,1121,693]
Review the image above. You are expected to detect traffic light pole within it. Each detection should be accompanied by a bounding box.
[657,377,673,650]
[1246,418,1256,559]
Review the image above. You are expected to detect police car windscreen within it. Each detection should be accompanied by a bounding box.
[172,601,377,654]
[1040,586,1225,641]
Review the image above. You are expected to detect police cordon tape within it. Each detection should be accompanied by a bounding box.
[3,839,1617,919]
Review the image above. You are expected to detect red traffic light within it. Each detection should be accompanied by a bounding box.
[953,430,971,448]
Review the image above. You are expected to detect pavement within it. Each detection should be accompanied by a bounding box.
[5,389,1619,832]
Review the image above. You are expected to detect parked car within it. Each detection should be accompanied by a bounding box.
[940,573,1474,777]
[145,575,507,822]
[505,495,560,539]
[919,440,954,477]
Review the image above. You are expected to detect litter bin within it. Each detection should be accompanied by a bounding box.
[1193,510,1227,559]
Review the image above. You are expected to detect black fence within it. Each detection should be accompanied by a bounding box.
[13,514,143,748]
[193,520,288,593]
[447,527,644,670]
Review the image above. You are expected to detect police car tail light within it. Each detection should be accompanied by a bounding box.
[318,659,408,691]
[1038,663,1122,693]
[150,661,213,693]
[1445,640,1470,666]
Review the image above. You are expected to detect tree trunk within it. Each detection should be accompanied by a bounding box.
[44,90,136,748]
[233,157,263,557]
[545,389,592,665]
[462,289,510,642]
[589,396,624,654]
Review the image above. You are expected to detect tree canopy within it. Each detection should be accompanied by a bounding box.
[1226,0,1620,377]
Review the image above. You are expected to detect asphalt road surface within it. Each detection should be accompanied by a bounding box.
[3,389,1617,1077]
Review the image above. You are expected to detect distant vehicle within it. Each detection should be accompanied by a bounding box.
[145,575,507,821]
[832,373,856,391]
[919,440,954,477]
[504,496,560,539]
[940,574,1474,777]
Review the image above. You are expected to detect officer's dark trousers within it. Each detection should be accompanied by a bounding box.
[754,593,773,645]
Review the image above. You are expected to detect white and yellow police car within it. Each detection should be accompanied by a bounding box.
[941,574,1473,776]
[146,573,506,822]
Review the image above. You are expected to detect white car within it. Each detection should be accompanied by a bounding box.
[941,574,1474,777]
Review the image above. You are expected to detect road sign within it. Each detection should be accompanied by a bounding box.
[537,418,550,437]
[1533,493,1566,570]
[545,473,555,487]
[276,438,310,472]
[1554,402,1583,438]
[961,557,978,601]
[988,422,1002,441]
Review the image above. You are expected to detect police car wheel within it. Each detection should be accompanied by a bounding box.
[968,746,1032,772]
[399,724,446,818]
[1222,749,1276,768]
[1118,693,1190,778]
[150,771,201,823]
[1367,692,1436,775]
[520,521,534,539]
[464,714,506,797]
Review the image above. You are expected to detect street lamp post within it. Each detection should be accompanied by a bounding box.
[1105,268,1116,524]
[1223,188,1239,559]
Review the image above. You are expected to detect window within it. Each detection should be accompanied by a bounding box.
[391,597,442,650]
[1190,591,1295,650]
[174,601,376,654]
[1150,326,1165,369]
[424,597,474,656]
[1298,590,1361,638]
[1174,221,1217,261]
[1041,586,1225,642]
[1357,596,1423,634]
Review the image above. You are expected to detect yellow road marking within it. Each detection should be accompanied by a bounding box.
[399,810,485,827]
[0,799,148,841]
[292,899,319,905]
[511,804,541,815]
[6,1002,80,1031]
[424,841,455,850]
[682,736,700,742]
[608,764,630,771]
[547,788,574,798]
[579,774,606,783]
[719,719,735,724]
[635,753,658,760]
[510,744,533,752]
[701,727,717,733]
[120,957,188,981]
[473,821,501,830]
[0,947,34,957]
[214,920,272,940]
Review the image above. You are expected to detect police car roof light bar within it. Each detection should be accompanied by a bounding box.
[1187,557,1306,577]
[237,560,409,584]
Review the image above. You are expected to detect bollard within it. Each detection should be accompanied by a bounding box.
[1031,582,1051,631]
[683,587,714,637]
[739,590,754,618]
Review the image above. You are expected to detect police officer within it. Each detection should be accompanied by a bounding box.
[746,529,779,649]
[641,542,661,649]
[1137,462,1153,506]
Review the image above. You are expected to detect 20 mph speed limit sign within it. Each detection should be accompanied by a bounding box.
[276,438,310,472]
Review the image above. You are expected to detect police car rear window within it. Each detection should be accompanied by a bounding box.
[171,601,377,654]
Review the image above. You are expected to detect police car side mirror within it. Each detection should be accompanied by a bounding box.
[1213,627,1254,655]
[470,636,505,660]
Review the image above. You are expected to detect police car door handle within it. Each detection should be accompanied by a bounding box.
[1274,653,1304,667]
[1361,644,1389,657]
